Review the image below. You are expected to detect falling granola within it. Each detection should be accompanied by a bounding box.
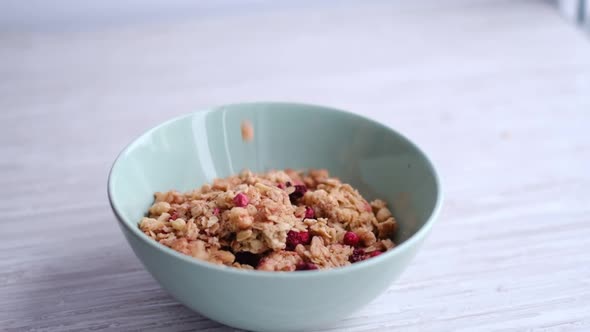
[241,120,254,142]
[139,169,398,271]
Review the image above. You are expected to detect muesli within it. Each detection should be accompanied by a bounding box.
[139,169,397,271]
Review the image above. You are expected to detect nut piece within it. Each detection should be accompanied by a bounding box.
[139,217,165,234]
[376,207,392,223]
[170,218,187,231]
[236,229,253,241]
[149,201,171,216]
[356,228,377,246]
[229,207,253,230]
[377,218,398,239]
[241,120,254,142]
[210,249,235,265]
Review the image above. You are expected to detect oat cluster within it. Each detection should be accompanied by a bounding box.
[139,169,397,271]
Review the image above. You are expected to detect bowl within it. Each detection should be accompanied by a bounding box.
[108,102,442,331]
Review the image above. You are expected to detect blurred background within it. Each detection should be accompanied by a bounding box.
[2,0,589,32]
[1,0,589,32]
[1,1,589,331]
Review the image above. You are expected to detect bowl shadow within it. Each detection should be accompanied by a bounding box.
[16,241,240,331]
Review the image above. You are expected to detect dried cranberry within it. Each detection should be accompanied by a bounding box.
[286,230,301,250]
[296,262,318,271]
[235,251,261,267]
[298,231,311,245]
[349,248,365,263]
[304,206,315,219]
[213,207,220,216]
[233,193,249,207]
[368,251,382,258]
[169,210,179,221]
[289,185,307,203]
[286,230,310,250]
[343,231,359,246]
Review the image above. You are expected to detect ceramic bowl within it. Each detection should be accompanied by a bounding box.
[108,102,442,332]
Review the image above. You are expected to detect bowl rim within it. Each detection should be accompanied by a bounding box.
[107,101,443,278]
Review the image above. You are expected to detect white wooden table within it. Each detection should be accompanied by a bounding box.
[2,1,590,331]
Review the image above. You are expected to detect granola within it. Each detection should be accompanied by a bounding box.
[241,120,254,142]
[139,169,398,271]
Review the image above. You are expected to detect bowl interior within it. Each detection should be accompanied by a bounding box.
[109,102,440,247]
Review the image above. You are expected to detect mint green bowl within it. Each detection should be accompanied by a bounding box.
[108,102,442,332]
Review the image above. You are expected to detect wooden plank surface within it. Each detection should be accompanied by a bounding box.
[1,0,590,331]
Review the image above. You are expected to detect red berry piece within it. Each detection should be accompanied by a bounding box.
[368,250,383,258]
[304,206,315,219]
[277,183,286,189]
[213,207,220,216]
[286,230,301,250]
[298,231,311,245]
[343,231,360,246]
[349,248,365,263]
[169,210,179,221]
[306,263,318,270]
[289,185,307,203]
[296,262,318,271]
[286,230,311,250]
[233,193,249,207]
